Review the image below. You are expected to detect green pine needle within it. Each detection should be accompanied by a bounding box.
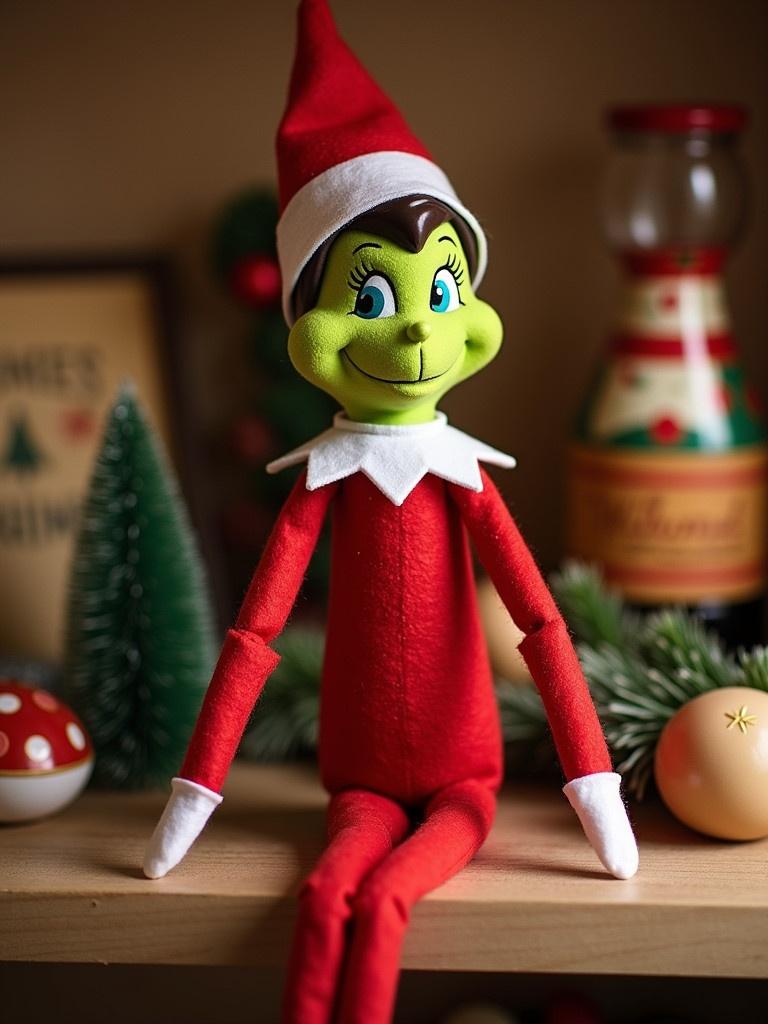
[498,563,768,799]
[63,386,217,789]
[738,645,768,692]
[550,561,633,650]
[238,625,324,761]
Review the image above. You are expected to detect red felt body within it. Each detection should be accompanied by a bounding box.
[319,471,502,803]
[180,465,612,1024]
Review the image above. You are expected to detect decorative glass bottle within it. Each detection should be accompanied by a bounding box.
[568,104,767,646]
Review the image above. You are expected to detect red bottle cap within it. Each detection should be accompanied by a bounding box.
[608,104,747,136]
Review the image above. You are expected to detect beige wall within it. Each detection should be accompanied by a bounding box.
[1,0,766,568]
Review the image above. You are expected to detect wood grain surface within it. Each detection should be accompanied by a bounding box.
[2,762,767,977]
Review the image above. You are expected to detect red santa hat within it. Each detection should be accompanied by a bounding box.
[276,0,488,324]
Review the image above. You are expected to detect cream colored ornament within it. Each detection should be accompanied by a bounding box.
[475,576,529,683]
[654,686,768,840]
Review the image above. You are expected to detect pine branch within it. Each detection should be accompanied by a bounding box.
[496,679,548,741]
[639,609,736,691]
[550,561,632,649]
[239,625,324,761]
[577,643,677,798]
[738,646,768,692]
[499,563,763,799]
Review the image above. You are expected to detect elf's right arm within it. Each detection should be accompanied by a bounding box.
[143,470,336,879]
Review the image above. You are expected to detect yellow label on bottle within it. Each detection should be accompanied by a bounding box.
[567,445,768,603]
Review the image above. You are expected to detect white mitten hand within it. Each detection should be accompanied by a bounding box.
[143,777,222,879]
[563,771,639,880]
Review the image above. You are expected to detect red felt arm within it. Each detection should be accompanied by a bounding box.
[181,471,337,792]
[449,470,612,782]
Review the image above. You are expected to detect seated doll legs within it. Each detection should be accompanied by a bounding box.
[282,779,497,1024]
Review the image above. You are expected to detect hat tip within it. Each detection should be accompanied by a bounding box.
[298,0,334,24]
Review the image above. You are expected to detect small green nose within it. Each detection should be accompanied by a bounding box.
[406,321,432,343]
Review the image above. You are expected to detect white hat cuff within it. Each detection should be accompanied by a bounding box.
[276,150,488,324]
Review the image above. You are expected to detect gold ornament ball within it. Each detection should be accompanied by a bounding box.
[654,686,768,840]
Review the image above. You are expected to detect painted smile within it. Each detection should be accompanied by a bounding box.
[342,348,463,385]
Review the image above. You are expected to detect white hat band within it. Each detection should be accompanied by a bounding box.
[276,150,488,324]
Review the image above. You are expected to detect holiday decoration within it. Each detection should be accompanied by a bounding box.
[501,562,768,799]
[655,686,768,839]
[0,680,93,822]
[63,386,216,789]
[143,5,638,1024]
[212,187,336,604]
[238,625,323,762]
[568,105,767,648]
[230,253,282,310]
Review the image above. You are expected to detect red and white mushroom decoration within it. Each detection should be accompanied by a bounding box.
[0,680,93,822]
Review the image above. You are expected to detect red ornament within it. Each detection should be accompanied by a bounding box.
[230,414,274,464]
[0,680,93,822]
[650,415,683,445]
[230,253,282,309]
[60,408,97,441]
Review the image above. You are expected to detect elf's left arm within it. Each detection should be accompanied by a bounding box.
[450,468,639,880]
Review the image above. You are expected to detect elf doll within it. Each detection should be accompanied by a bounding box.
[144,2,639,1021]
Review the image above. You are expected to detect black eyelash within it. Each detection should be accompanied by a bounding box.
[441,251,465,286]
[347,260,375,292]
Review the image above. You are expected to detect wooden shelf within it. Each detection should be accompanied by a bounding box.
[2,762,768,978]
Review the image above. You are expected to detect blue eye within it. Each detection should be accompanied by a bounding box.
[430,268,461,313]
[352,273,397,319]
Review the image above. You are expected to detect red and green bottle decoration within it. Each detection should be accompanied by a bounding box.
[568,105,767,645]
[569,243,767,637]
[574,247,764,450]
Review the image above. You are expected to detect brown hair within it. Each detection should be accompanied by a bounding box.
[291,194,478,320]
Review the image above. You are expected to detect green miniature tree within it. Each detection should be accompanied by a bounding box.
[63,385,217,788]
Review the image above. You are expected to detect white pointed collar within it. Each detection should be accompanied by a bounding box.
[266,412,516,506]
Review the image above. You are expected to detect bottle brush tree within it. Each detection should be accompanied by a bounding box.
[63,385,216,788]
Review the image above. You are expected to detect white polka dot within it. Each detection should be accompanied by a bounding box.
[0,692,21,716]
[66,722,86,751]
[0,731,8,758]
[0,693,21,714]
[25,735,52,763]
[32,690,58,712]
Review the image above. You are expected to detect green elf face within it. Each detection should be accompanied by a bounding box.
[288,222,503,424]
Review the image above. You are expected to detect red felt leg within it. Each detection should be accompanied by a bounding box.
[281,788,410,1024]
[336,780,497,1024]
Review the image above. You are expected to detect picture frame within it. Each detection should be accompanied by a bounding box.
[0,255,200,663]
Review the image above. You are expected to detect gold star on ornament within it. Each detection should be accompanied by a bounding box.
[724,705,757,734]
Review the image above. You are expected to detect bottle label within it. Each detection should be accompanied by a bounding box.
[568,444,768,603]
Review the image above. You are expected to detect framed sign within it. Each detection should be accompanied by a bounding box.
[0,257,182,662]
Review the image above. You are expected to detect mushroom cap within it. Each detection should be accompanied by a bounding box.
[0,680,93,774]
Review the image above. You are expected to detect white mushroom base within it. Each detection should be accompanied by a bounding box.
[0,758,93,823]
